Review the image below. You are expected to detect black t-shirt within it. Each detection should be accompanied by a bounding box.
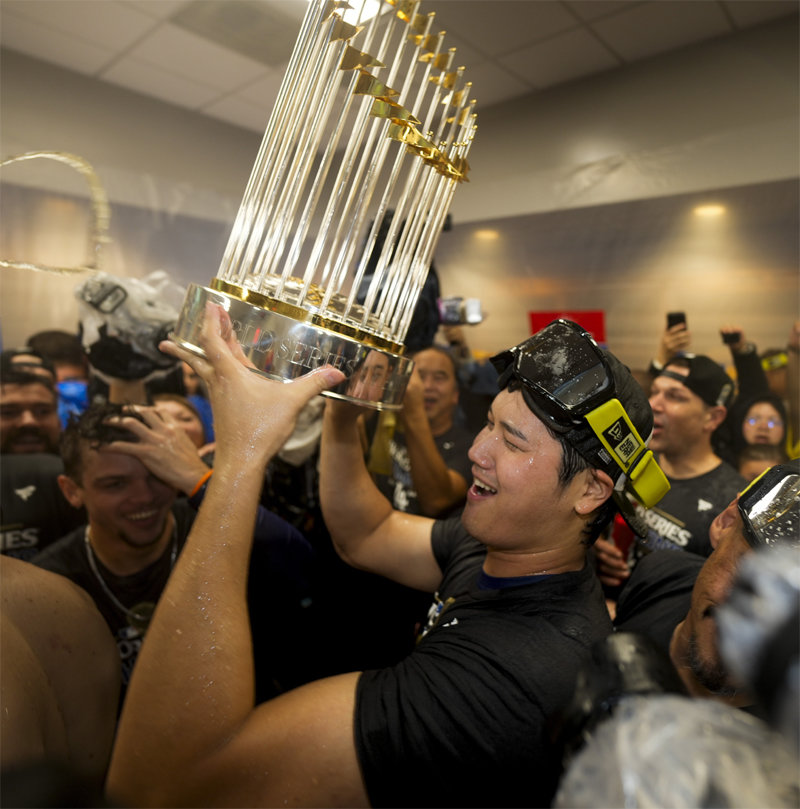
[33,499,317,701]
[354,518,612,808]
[0,453,85,560]
[632,462,745,557]
[614,549,705,655]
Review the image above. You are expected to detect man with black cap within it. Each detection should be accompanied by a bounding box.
[107,312,668,809]
[597,354,746,589]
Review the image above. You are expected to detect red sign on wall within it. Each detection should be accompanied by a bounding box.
[528,310,606,346]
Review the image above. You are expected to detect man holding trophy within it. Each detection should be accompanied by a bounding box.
[108,305,666,808]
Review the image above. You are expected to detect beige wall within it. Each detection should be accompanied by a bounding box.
[1,17,797,369]
[435,178,799,369]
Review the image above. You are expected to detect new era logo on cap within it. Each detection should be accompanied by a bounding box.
[603,417,642,467]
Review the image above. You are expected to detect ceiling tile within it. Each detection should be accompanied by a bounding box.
[1,0,796,129]
[2,0,158,50]
[426,29,487,70]
[234,70,285,104]
[0,11,117,74]
[591,1,732,62]
[122,0,191,21]
[464,61,534,108]
[566,1,638,23]
[102,56,224,108]
[433,0,577,58]
[126,24,267,91]
[203,94,274,132]
[722,0,799,27]
[170,0,301,69]
[501,28,620,88]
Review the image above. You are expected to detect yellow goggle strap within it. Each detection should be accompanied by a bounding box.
[584,398,670,509]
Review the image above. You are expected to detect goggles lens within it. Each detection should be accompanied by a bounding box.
[493,320,613,427]
[738,463,800,548]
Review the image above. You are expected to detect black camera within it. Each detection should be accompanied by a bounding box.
[437,297,484,326]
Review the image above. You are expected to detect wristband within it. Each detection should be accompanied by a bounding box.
[189,468,213,497]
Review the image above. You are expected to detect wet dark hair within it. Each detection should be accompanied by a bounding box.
[506,378,614,545]
[60,403,145,483]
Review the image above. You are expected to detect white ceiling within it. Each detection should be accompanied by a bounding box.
[1,0,797,134]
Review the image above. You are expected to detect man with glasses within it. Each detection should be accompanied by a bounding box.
[108,312,667,809]
[615,459,799,705]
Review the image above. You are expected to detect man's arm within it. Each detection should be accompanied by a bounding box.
[720,325,769,399]
[400,370,468,517]
[320,399,443,593]
[651,320,691,372]
[107,304,368,808]
[1,557,120,787]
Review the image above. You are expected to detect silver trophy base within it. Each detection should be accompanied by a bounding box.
[171,283,413,410]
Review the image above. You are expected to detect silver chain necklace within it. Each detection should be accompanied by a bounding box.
[84,524,177,633]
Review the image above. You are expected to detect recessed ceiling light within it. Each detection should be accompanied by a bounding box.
[693,204,726,217]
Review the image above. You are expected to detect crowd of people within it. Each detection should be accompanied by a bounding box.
[1,290,798,808]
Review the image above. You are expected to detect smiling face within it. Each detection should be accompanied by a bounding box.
[60,447,176,552]
[742,401,784,446]
[0,382,61,454]
[670,499,750,699]
[462,388,594,557]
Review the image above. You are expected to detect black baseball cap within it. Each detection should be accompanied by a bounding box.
[659,354,735,408]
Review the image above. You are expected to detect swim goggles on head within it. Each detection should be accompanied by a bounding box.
[737,459,800,549]
[491,319,669,514]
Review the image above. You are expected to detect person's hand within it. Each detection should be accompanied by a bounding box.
[399,363,426,429]
[719,324,746,353]
[159,303,345,469]
[324,396,366,428]
[655,323,691,366]
[442,325,471,359]
[104,406,210,495]
[594,537,631,588]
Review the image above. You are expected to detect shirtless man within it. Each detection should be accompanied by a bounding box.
[1,556,119,796]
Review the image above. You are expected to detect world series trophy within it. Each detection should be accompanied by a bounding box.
[171,0,477,409]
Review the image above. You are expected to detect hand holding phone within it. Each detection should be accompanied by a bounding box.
[658,312,691,364]
[666,312,687,330]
